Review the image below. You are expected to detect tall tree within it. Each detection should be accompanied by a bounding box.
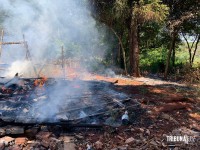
[163,0,200,78]
[90,0,168,77]
[113,0,168,77]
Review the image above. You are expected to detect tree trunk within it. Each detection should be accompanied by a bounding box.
[164,32,176,79]
[110,27,127,74]
[182,32,193,67]
[172,46,175,67]
[182,33,200,67]
[118,40,121,65]
[118,39,125,69]
[129,20,140,77]
[192,34,200,64]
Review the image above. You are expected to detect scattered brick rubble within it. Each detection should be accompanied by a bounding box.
[0,125,76,150]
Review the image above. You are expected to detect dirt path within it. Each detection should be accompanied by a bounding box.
[132,76,185,86]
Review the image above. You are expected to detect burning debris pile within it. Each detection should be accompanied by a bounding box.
[0,74,143,125]
[0,74,147,149]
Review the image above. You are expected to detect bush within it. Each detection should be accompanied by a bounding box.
[140,48,167,73]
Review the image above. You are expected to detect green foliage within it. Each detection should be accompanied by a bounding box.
[177,42,200,67]
[140,47,167,73]
[132,0,169,24]
[140,41,200,74]
[113,0,169,24]
[176,45,188,65]
[113,0,129,20]
[0,0,199,78]
[140,22,170,49]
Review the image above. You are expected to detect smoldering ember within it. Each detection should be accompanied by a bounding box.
[0,0,199,150]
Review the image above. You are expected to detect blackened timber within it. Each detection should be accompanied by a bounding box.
[0,119,103,128]
[56,98,131,116]
[0,42,25,45]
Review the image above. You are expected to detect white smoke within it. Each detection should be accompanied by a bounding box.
[0,0,130,124]
[0,0,106,75]
[0,0,110,121]
[4,60,30,77]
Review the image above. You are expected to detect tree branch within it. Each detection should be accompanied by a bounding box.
[182,32,192,65]
[192,34,200,63]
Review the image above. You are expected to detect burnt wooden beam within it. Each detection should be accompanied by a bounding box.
[0,119,103,128]
[56,98,131,116]
[0,41,25,45]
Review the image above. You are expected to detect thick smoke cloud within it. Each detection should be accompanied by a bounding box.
[0,0,106,76]
[0,0,110,121]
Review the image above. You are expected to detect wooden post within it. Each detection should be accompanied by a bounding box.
[0,42,24,45]
[23,34,31,60]
[23,34,38,77]
[61,46,66,78]
[0,30,4,58]
[61,46,64,69]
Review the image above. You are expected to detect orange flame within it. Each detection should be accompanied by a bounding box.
[34,76,48,87]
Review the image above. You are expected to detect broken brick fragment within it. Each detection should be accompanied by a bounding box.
[155,102,193,112]
[0,136,15,146]
[15,137,28,147]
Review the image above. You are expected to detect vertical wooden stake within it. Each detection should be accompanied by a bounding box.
[23,34,38,77]
[61,46,66,78]
[23,34,30,60]
[61,46,64,69]
[0,30,4,59]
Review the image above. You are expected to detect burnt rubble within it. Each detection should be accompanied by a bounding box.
[0,76,144,124]
[0,76,146,149]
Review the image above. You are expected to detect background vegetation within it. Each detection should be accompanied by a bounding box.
[90,0,200,82]
[0,0,199,83]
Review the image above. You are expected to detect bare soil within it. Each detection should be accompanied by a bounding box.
[74,73,200,149]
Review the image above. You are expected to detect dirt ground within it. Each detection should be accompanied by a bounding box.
[71,72,200,149]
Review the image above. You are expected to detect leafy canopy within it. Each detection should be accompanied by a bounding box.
[113,0,169,24]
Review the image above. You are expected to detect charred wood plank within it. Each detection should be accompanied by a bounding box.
[0,119,103,128]
[0,42,24,45]
[56,98,131,116]
[0,94,12,98]
[113,98,126,108]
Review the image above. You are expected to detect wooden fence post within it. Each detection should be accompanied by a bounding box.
[0,30,4,59]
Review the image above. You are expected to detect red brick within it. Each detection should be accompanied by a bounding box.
[0,136,15,146]
[15,137,28,147]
